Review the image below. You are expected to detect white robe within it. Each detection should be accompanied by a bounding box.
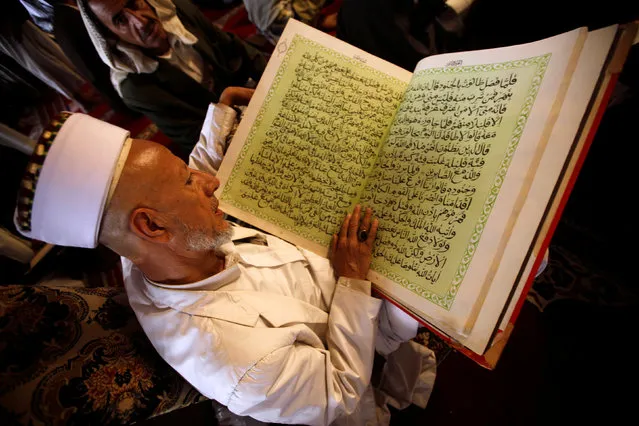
[122,103,436,425]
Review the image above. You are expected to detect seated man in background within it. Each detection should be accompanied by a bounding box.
[14,92,436,425]
[243,0,338,44]
[78,0,266,159]
[1,0,101,112]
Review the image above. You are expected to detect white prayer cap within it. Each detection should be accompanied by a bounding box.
[14,112,132,248]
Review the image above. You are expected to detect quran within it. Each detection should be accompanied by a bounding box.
[216,19,637,367]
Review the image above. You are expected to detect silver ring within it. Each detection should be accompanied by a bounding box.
[358,229,368,242]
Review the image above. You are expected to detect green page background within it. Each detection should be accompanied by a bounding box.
[363,55,550,310]
[221,35,407,246]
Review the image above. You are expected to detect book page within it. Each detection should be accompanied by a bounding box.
[367,28,586,339]
[217,20,411,255]
[493,25,619,341]
[463,25,621,354]
[363,56,548,310]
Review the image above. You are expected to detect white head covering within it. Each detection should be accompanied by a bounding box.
[14,113,132,248]
[77,0,199,95]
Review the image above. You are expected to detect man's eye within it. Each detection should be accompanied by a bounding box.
[113,14,125,26]
[186,173,193,185]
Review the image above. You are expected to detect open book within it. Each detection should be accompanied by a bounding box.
[216,19,637,368]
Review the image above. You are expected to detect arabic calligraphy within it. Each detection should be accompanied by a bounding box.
[362,70,524,291]
[224,39,406,243]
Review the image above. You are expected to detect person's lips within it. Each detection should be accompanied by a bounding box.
[212,200,224,216]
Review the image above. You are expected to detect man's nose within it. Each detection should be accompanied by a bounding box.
[125,9,148,31]
[201,174,220,197]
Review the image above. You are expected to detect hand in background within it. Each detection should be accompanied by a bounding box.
[218,87,255,107]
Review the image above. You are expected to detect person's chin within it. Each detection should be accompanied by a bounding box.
[150,41,170,56]
[214,223,234,250]
[146,33,170,55]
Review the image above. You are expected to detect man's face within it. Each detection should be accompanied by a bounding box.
[127,140,230,251]
[88,0,170,56]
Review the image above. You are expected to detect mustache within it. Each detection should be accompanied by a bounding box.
[140,20,158,41]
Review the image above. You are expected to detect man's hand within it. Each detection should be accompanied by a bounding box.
[330,205,379,280]
[218,87,255,107]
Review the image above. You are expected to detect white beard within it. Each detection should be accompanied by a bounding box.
[181,222,232,253]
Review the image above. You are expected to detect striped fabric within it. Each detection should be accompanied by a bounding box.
[15,112,73,233]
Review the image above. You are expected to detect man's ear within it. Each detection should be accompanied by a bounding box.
[130,208,171,243]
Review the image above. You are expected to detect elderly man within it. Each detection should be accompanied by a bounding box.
[77,0,266,158]
[14,91,436,425]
